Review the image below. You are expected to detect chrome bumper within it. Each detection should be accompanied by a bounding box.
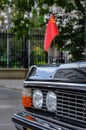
[12,111,84,130]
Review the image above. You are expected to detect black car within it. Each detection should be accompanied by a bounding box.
[12,62,86,130]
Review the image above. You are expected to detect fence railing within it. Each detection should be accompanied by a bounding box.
[0,29,82,68]
[0,32,28,68]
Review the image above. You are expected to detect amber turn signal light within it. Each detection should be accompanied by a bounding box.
[22,88,32,108]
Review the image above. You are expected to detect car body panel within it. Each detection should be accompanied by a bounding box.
[12,62,86,130]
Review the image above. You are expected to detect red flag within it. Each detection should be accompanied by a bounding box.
[44,15,59,52]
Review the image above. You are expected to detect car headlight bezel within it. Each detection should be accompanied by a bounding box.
[46,91,57,112]
[33,89,43,109]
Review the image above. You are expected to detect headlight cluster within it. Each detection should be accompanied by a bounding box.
[33,90,43,109]
[46,92,57,112]
[33,90,57,112]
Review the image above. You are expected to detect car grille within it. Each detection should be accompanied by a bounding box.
[31,88,86,124]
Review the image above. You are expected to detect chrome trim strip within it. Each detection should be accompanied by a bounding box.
[24,81,86,87]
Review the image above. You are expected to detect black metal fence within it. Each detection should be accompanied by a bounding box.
[0,32,28,68]
[0,30,69,68]
[30,29,47,65]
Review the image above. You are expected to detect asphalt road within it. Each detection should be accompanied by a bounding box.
[0,87,23,130]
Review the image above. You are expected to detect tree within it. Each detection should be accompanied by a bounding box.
[56,0,85,61]
[0,0,85,61]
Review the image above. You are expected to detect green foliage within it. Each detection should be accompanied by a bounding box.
[0,0,85,61]
[66,2,76,12]
[0,0,7,10]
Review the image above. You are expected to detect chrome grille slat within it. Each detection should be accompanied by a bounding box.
[58,100,84,106]
[57,113,86,121]
[57,111,84,119]
[57,102,84,110]
[31,88,86,123]
[57,106,84,113]
[56,90,86,123]
[57,95,84,101]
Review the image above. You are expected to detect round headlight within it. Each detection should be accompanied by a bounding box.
[33,90,43,109]
[46,92,57,112]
